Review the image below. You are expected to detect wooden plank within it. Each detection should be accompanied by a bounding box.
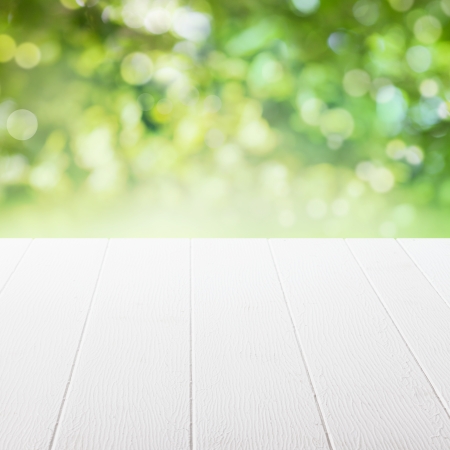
[271,238,450,449]
[192,239,330,450]
[0,239,32,289]
[347,238,450,415]
[347,239,450,412]
[52,239,191,450]
[399,238,450,308]
[0,239,107,450]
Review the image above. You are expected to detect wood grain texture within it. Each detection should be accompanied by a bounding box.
[52,239,191,450]
[192,239,330,450]
[0,239,107,450]
[270,238,450,450]
[347,238,450,416]
[399,238,450,308]
[0,238,31,289]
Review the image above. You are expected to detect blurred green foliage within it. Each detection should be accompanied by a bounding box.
[0,0,450,236]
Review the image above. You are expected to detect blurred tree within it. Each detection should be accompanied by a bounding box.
[0,0,449,236]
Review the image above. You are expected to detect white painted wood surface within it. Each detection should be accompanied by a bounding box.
[52,239,191,450]
[347,238,450,416]
[192,239,330,449]
[270,239,450,449]
[0,239,107,450]
[399,238,450,308]
[1,238,450,450]
[0,238,31,290]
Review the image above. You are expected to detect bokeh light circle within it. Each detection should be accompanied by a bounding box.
[319,108,354,139]
[7,109,38,140]
[76,0,99,6]
[420,79,438,97]
[292,0,320,14]
[370,168,395,193]
[144,8,171,34]
[414,16,442,44]
[343,69,371,97]
[388,0,414,12]
[0,34,16,62]
[138,93,154,111]
[353,0,379,26]
[15,43,41,69]
[406,46,432,73]
[60,0,80,9]
[121,52,153,85]
[203,95,222,113]
[173,9,211,42]
[300,98,326,125]
[442,0,450,16]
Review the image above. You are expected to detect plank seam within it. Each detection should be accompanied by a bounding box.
[267,239,334,450]
[345,239,450,420]
[397,239,450,311]
[190,238,194,450]
[48,239,111,450]
[0,239,34,300]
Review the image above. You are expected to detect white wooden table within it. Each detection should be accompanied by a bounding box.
[1,239,450,450]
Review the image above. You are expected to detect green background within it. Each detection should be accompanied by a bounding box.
[0,0,449,237]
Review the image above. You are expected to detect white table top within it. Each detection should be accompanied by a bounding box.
[1,239,450,449]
